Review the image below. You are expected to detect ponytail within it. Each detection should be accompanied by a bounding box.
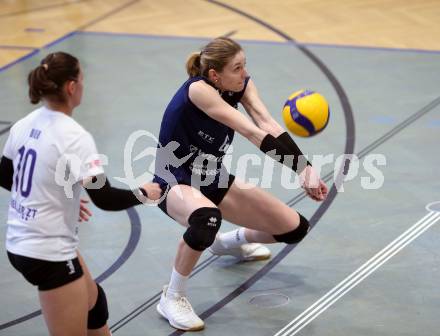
[187,37,242,78]
[28,65,58,104]
[186,52,202,78]
[27,52,80,104]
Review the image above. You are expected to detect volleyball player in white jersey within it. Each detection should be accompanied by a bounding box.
[0,52,161,336]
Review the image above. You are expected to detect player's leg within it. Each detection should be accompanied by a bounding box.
[76,253,111,336]
[7,251,89,335]
[157,184,221,331]
[38,263,89,336]
[211,178,308,257]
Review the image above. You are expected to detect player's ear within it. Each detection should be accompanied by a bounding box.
[65,80,76,97]
[208,69,220,84]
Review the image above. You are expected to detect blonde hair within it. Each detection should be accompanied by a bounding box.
[186,37,243,78]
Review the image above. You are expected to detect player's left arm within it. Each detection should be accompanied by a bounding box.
[240,79,285,137]
[240,79,309,168]
[241,79,328,201]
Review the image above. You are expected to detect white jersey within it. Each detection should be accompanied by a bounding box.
[3,106,104,261]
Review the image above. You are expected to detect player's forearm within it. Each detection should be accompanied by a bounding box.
[257,117,285,138]
[0,156,13,191]
[84,175,147,211]
[259,133,311,173]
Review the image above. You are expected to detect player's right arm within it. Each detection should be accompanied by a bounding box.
[189,80,267,147]
[71,131,162,210]
[189,80,326,201]
[239,79,285,137]
[0,156,13,191]
[82,176,161,211]
[189,80,309,172]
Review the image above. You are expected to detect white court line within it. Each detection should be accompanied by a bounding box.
[275,211,440,336]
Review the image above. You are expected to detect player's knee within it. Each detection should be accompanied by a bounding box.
[273,213,309,244]
[183,207,222,251]
[88,283,109,330]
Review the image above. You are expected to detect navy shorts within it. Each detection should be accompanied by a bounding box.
[158,174,235,217]
[7,251,84,291]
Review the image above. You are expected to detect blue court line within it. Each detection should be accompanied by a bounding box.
[95,207,142,283]
[167,0,356,334]
[43,31,78,49]
[76,30,221,43]
[0,0,149,330]
[300,41,440,55]
[0,206,142,331]
[110,255,220,332]
[0,4,432,332]
[2,21,438,74]
[108,0,355,333]
[0,32,78,73]
[0,0,140,74]
[76,30,289,46]
[0,49,40,73]
[76,30,440,54]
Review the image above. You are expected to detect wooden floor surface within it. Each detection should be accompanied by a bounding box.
[1,0,440,68]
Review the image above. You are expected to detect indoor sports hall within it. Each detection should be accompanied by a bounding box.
[1,1,439,335]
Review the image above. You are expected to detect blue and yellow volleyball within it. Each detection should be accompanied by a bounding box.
[282,90,330,137]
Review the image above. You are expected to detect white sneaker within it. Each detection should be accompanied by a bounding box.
[208,240,271,261]
[156,285,204,331]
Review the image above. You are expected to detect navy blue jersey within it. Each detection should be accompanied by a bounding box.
[154,76,250,190]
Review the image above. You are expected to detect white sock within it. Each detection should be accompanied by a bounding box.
[219,228,248,249]
[167,267,189,296]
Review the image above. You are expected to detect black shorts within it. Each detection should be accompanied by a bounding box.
[158,174,235,217]
[7,251,84,291]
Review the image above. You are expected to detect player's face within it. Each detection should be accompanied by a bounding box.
[218,51,248,92]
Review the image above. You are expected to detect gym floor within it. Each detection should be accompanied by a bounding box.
[1,1,439,335]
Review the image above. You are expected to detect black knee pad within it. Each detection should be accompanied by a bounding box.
[183,207,222,251]
[88,283,109,330]
[273,213,309,244]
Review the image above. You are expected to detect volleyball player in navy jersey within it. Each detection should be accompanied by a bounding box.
[153,37,328,331]
[0,52,161,336]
